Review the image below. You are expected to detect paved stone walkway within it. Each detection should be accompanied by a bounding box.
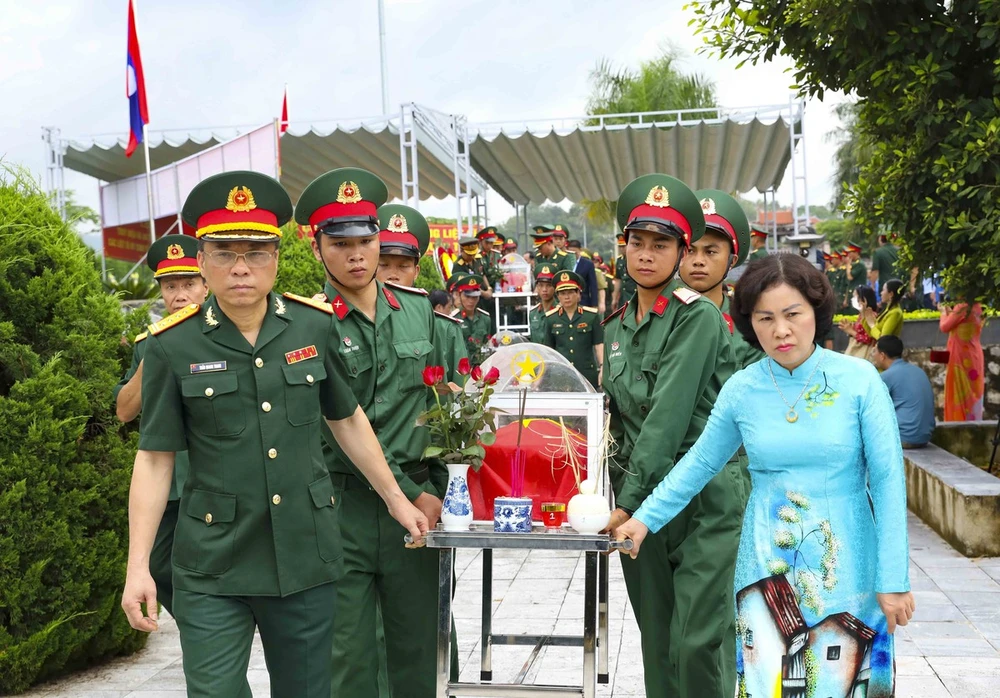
[21,513,1000,696]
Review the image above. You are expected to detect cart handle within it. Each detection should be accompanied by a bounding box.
[403,533,633,551]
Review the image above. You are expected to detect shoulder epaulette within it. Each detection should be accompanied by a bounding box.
[556,250,568,257]
[476,307,491,317]
[385,281,428,296]
[283,292,334,314]
[602,304,627,326]
[581,306,598,314]
[134,330,148,343]
[147,304,200,336]
[673,287,701,305]
[450,308,461,317]
[545,307,561,317]
[435,310,463,325]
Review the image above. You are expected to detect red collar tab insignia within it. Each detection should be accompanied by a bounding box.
[388,214,408,232]
[226,186,257,212]
[651,295,670,316]
[382,286,401,310]
[337,181,362,204]
[285,345,318,364]
[722,313,735,334]
[672,287,701,305]
[330,295,349,320]
[166,243,184,260]
[646,186,669,208]
[700,197,716,215]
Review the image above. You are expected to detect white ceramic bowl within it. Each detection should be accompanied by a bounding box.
[568,511,611,535]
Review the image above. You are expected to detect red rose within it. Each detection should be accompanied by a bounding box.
[457,357,472,376]
[471,365,483,382]
[422,365,445,386]
[484,367,500,385]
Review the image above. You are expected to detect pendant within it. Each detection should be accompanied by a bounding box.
[786,410,798,424]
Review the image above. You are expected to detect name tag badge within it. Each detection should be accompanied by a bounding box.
[190,361,227,374]
[285,345,319,364]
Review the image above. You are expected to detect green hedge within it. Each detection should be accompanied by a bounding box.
[0,166,147,693]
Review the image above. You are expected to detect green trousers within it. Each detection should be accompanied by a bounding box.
[619,460,746,698]
[150,499,179,615]
[330,476,457,698]
[173,583,337,698]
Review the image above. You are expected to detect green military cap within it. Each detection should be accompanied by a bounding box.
[147,234,201,279]
[695,189,752,267]
[181,170,292,242]
[377,204,429,258]
[750,225,769,239]
[535,264,556,284]
[616,174,704,248]
[554,269,584,292]
[847,241,863,253]
[446,272,469,292]
[530,230,556,248]
[494,231,506,244]
[533,224,555,233]
[552,223,569,237]
[455,273,484,296]
[477,226,498,241]
[294,168,388,238]
[458,235,480,247]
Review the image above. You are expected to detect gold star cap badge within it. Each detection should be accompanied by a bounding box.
[336,181,362,204]
[645,186,669,208]
[166,243,184,260]
[226,186,257,213]
[560,272,570,281]
[700,198,716,215]
[388,213,409,232]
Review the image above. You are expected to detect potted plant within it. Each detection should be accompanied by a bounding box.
[419,358,501,531]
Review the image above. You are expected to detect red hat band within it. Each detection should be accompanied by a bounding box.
[309,200,378,229]
[533,235,554,247]
[380,229,419,249]
[196,208,280,238]
[626,204,693,245]
[704,214,738,255]
[457,281,481,293]
[155,257,200,277]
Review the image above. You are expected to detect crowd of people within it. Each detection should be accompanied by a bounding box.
[117,168,919,698]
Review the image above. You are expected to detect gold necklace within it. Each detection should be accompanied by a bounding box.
[767,353,823,423]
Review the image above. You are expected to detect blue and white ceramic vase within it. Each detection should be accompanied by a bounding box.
[494,496,533,533]
[441,463,473,532]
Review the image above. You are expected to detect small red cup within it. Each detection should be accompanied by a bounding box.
[541,502,567,529]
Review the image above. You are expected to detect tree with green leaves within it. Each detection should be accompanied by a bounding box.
[688,0,1000,304]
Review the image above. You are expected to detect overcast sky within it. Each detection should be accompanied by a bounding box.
[0,0,847,246]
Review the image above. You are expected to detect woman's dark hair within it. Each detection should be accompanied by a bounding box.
[881,278,904,314]
[731,254,836,351]
[855,285,877,310]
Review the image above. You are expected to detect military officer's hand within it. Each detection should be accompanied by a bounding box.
[877,592,916,634]
[122,568,159,632]
[413,492,443,531]
[389,497,429,547]
[614,518,649,560]
[601,507,632,555]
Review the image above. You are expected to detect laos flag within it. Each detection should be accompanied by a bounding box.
[124,0,148,158]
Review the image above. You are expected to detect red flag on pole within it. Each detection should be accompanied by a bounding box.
[125,0,149,157]
[280,86,288,134]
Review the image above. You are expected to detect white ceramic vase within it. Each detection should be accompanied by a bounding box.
[440,463,473,532]
[567,478,611,534]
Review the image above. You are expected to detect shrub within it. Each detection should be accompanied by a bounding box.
[274,223,325,296]
[416,254,444,291]
[0,165,146,693]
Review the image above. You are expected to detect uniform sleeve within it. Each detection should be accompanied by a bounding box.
[858,364,911,592]
[616,303,733,512]
[320,319,360,421]
[113,341,144,402]
[632,375,743,532]
[540,315,555,349]
[446,322,470,385]
[592,313,604,345]
[137,335,187,452]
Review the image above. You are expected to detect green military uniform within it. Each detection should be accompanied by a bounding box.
[296,170,452,698]
[870,239,899,290]
[139,172,356,698]
[528,265,557,339]
[602,174,742,698]
[532,225,575,272]
[720,293,765,370]
[450,273,493,365]
[542,270,604,388]
[113,234,203,615]
[747,225,769,262]
[842,242,867,316]
[477,226,504,281]
[613,254,637,308]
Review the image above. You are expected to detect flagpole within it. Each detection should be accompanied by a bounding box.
[142,123,155,243]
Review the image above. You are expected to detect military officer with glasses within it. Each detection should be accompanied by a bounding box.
[296,168,454,698]
[120,171,427,698]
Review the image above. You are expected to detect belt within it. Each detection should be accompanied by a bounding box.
[330,465,430,491]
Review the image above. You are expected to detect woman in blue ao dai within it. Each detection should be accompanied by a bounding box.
[616,256,915,698]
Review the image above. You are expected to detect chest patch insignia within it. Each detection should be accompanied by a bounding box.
[285,345,318,364]
[190,361,227,374]
[344,336,353,347]
[577,322,588,329]
[611,341,619,351]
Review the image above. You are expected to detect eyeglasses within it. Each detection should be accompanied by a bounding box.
[205,250,276,268]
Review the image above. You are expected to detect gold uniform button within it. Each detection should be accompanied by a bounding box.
[272,494,281,505]
[204,387,214,397]
[262,401,272,412]
[255,357,264,368]
[268,448,278,459]
[306,374,314,384]
[204,513,213,524]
